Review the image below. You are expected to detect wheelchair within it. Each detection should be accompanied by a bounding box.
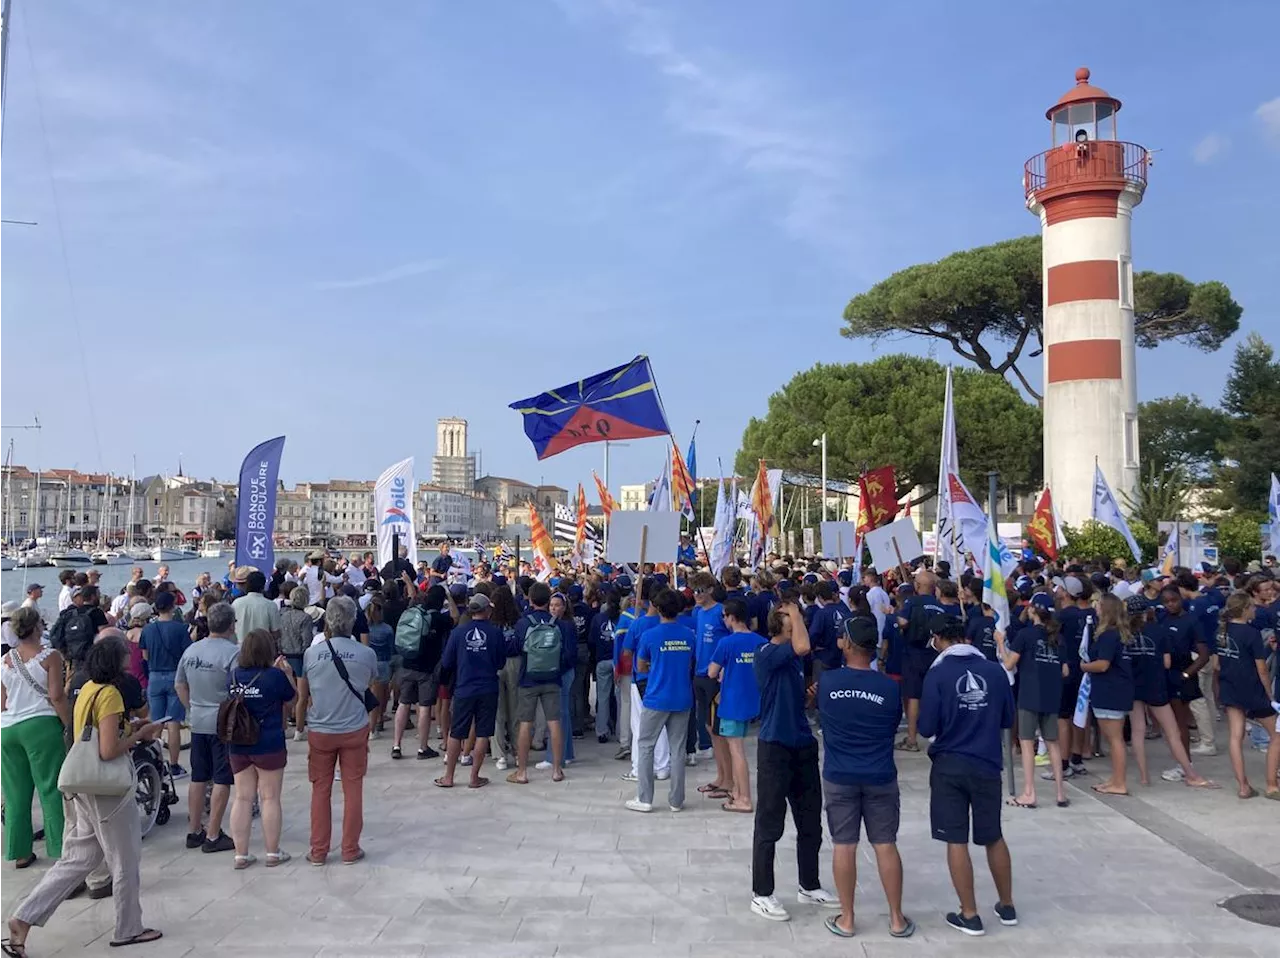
[131,738,179,837]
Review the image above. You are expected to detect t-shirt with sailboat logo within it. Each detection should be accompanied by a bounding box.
[918,651,1014,778]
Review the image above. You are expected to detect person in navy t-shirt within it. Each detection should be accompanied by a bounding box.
[1213,592,1278,800]
[1081,594,1136,797]
[691,573,732,791]
[997,599,1067,809]
[436,595,507,789]
[817,617,912,939]
[748,601,838,923]
[1176,572,1221,756]
[708,598,762,813]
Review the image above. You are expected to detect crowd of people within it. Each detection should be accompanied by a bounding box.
[1,540,1277,950]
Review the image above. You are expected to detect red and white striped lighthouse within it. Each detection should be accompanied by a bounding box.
[1025,67,1148,526]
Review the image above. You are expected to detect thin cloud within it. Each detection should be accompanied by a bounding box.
[1257,96,1280,144]
[314,258,447,291]
[1191,132,1227,164]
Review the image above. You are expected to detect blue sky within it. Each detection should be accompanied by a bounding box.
[2,0,1277,493]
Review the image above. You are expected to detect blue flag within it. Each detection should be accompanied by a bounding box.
[509,356,671,460]
[686,436,697,508]
[234,436,286,575]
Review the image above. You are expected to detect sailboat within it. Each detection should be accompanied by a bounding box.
[90,474,133,564]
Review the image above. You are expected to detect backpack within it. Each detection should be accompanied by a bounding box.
[216,671,262,747]
[523,619,563,678]
[51,607,98,666]
[394,606,427,657]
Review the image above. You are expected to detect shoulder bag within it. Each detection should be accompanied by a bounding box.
[7,649,51,703]
[57,687,136,799]
[323,636,378,713]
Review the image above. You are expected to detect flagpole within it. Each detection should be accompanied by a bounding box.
[603,441,610,554]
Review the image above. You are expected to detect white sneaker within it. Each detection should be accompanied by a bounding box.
[751,895,791,922]
[495,757,508,770]
[459,754,473,766]
[669,804,684,812]
[656,770,671,781]
[563,759,573,767]
[685,754,697,767]
[1160,767,1185,782]
[797,886,840,908]
[535,760,553,770]
[620,772,639,782]
[625,799,653,813]
[293,730,306,742]
[1191,744,1217,756]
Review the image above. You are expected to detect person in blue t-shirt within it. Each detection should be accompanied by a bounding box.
[918,613,1017,937]
[589,594,621,745]
[817,617,912,939]
[691,573,732,791]
[1159,585,1213,766]
[708,598,763,813]
[1081,594,1136,797]
[1213,592,1278,800]
[748,601,838,923]
[627,589,695,813]
[436,595,507,789]
[997,600,1068,809]
[896,573,946,752]
[624,587,668,784]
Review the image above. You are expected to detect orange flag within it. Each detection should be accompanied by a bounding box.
[529,503,553,559]
[1027,488,1058,561]
[671,441,695,518]
[751,460,773,532]
[592,470,615,519]
[575,483,588,548]
[857,466,898,535]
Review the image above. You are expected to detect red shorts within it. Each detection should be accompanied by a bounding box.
[230,749,288,774]
[437,683,452,702]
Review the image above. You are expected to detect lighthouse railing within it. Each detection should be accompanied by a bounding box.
[1023,140,1148,198]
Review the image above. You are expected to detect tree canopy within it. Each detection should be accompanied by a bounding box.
[1137,395,1231,480]
[841,235,1242,401]
[1213,332,1280,515]
[734,356,1042,503]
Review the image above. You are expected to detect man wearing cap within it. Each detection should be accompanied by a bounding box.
[1050,576,1094,780]
[140,590,192,778]
[301,552,342,605]
[21,583,46,632]
[818,617,913,939]
[232,567,282,643]
[918,614,1017,937]
[436,594,507,789]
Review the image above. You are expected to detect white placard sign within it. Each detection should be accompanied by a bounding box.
[820,521,858,559]
[802,527,815,556]
[606,511,681,565]
[865,517,925,571]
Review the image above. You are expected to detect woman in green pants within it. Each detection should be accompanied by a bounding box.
[1,607,71,867]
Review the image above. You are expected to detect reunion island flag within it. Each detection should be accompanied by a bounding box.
[509,356,671,460]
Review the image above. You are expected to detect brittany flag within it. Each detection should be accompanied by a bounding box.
[593,470,615,519]
[671,441,696,521]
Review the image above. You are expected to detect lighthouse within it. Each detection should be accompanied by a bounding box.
[1025,67,1147,527]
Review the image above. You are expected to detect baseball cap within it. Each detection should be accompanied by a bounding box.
[843,617,879,650]
[1062,575,1084,597]
[1030,592,1054,612]
[466,594,492,613]
[129,602,154,622]
[1124,594,1148,616]
[1140,568,1158,583]
[25,582,43,593]
[615,574,633,591]
[153,592,175,611]
[1,600,19,619]
[568,584,584,601]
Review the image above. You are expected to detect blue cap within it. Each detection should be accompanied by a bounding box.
[616,575,633,591]
[1030,592,1054,611]
[568,584,584,600]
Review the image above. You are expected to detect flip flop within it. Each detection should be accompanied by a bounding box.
[1264,790,1280,801]
[1007,798,1036,809]
[1185,778,1221,789]
[552,772,565,782]
[109,929,163,948]
[721,801,752,813]
[2,939,27,958]
[704,789,731,800]
[823,916,855,938]
[505,772,528,785]
[889,917,917,939]
[468,777,490,789]
[1056,799,1071,808]
[894,738,920,752]
[1091,784,1129,796]
[697,783,728,793]
[433,778,453,788]
[1238,786,1258,800]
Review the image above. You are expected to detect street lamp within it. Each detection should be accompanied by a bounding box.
[812,434,827,523]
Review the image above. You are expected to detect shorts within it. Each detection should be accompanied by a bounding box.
[516,684,560,724]
[146,671,186,725]
[399,668,438,707]
[189,732,233,786]
[695,675,720,734]
[1017,709,1058,742]
[1058,673,1082,720]
[284,655,305,679]
[929,762,1002,846]
[374,660,392,684]
[901,649,932,701]
[451,693,499,739]
[438,683,452,702]
[229,749,288,774]
[1169,671,1202,703]
[1093,708,1127,721]
[825,779,901,845]
[717,718,748,738]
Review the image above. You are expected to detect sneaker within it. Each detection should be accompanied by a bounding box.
[798,886,840,908]
[1041,766,1071,781]
[572,731,585,739]
[614,746,631,761]
[685,754,697,767]
[1191,743,1217,756]
[495,757,509,770]
[535,760,553,771]
[169,764,188,779]
[87,881,114,900]
[369,728,381,740]
[620,771,639,782]
[597,734,610,744]
[656,770,671,781]
[417,747,440,760]
[625,798,654,813]
[185,830,206,849]
[751,895,791,922]
[1033,753,1050,767]
[1161,767,1186,782]
[669,804,684,812]
[342,849,366,865]
[293,730,306,742]
[460,754,474,766]
[1069,763,1087,776]
[946,911,985,936]
[993,902,1018,926]
[202,831,235,854]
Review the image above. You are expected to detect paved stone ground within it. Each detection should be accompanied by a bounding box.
[3,723,1278,958]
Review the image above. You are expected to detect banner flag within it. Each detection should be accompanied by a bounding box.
[1091,464,1142,563]
[375,457,417,572]
[530,504,554,559]
[935,366,962,570]
[234,436,286,575]
[1027,487,1059,560]
[672,441,696,521]
[593,470,615,519]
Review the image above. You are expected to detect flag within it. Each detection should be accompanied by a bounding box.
[553,502,576,542]
[234,436,286,575]
[708,474,734,576]
[1027,488,1059,560]
[529,504,553,559]
[593,470,615,519]
[935,366,962,570]
[508,356,671,460]
[575,483,587,548]
[686,436,698,508]
[981,513,1012,634]
[856,466,898,535]
[1073,620,1093,729]
[1091,464,1142,563]
[648,452,673,513]
[374,457,417,572]
[945,472,987,568]
[751,460,773,533]
[1269,473,1280,557]
[1160,525,1178,575]
[671,441,695,521]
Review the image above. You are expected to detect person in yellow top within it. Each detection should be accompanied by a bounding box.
[6,636,165,954]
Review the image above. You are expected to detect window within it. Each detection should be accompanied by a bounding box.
[1118,255,1133,308]
[1005,487,1020,514]
[1124,414,1139,467]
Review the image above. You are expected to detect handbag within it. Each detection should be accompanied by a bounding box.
[7,649,51,702]
[217,670,263,746]
[323,636,379,713]
[57,688,136,799]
